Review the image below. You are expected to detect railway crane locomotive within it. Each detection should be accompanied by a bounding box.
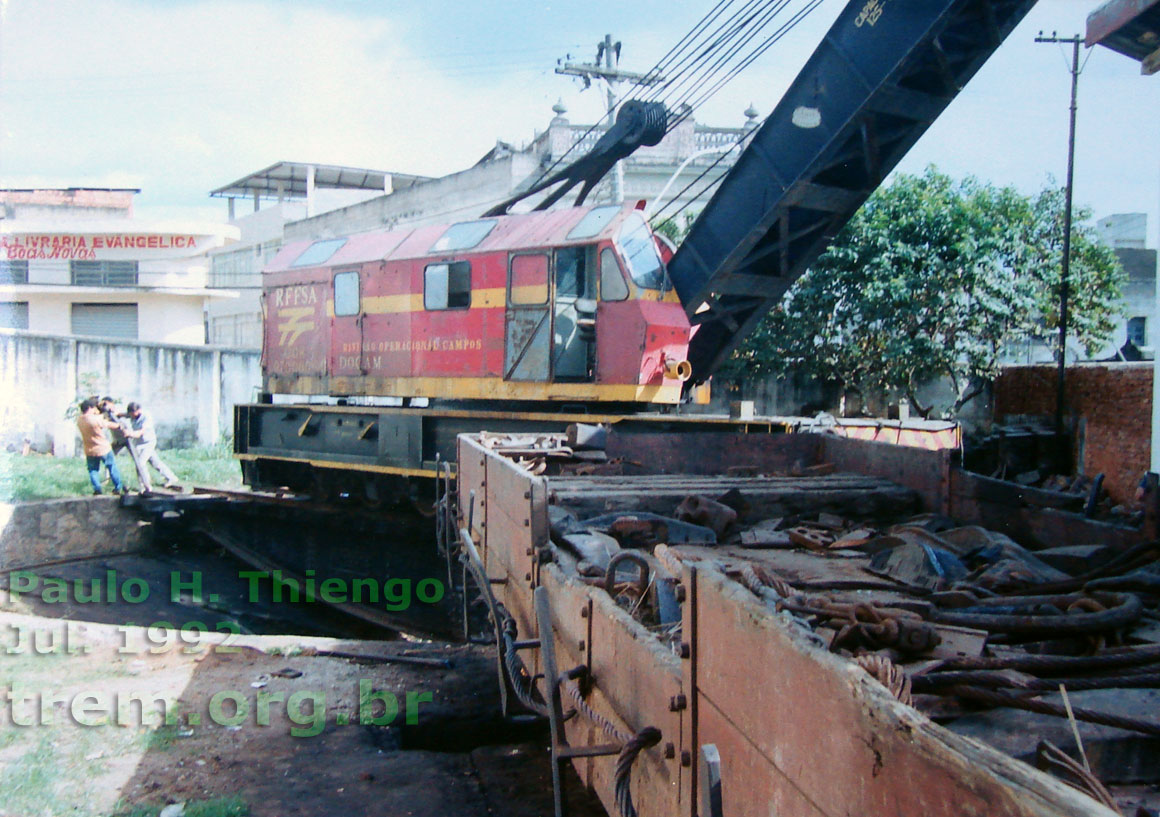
[236,0,1039,503]
[226,0,1040,637]
[207,2,1160,815]
[218,3,1160,816]
[240,114,706,499]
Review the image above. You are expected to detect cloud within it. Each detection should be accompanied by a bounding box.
[1,0,1156,237]
[0,0,584,212]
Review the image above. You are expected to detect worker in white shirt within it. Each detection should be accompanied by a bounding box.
[123,402,180,492]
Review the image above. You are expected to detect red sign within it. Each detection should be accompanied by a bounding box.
[0,234,203,260]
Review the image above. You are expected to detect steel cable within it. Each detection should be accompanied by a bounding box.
[914,670,1160,694]
[525,0,765,190]
[669,0,823,129]
[562,679,661,817]
[928,644,1160,674]
[528,0,817,196]
[614,727,664,817]
[501,617,550,717]
[1035,740,1119,811]
[564,678,632,743]
[952,685,1160,738]
[853,654,913,706]
[931,591,1142,636]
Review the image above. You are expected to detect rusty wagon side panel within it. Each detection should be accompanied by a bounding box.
[454,431,1119,817]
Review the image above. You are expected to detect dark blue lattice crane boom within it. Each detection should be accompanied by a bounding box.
[667,0,1040,383]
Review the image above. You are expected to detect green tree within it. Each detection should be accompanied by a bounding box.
[652,211,697,244]
[1012,186,1125,356]
[720,167,1124,418]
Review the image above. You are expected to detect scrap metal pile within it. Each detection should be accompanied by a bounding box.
[479,429,1160,815]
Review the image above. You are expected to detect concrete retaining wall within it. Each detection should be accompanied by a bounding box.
[0,497,151,571]
[0,329,261,456]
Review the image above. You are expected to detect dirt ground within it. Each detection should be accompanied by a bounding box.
[0,546,607,817]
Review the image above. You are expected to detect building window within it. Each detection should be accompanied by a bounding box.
[70,260,139,287]
[334,271,360,316]
[70,303,138,339]
[0,302,29,329]
[209,313,261,348]
[0,260,29,284]
[210,247,256,288]
[424,261,471,310]
[1127,316,1147,347]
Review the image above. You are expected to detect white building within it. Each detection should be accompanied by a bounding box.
[205,164,430,348]
[1097,213,1156,359]
[0,188,239,344]
[1003,212,1157,364]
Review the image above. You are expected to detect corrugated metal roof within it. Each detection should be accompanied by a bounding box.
[209,162,432,199]
[265,204,636,272]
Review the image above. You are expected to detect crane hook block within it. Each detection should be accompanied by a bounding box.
[484,101,668,217]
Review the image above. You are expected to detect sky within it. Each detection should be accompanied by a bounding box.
[0,0,1157,244]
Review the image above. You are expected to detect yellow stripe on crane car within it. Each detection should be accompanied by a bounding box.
[325,284,673,317]
[328,287,511,318]
[268,373,685,404]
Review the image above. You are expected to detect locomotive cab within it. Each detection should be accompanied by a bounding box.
[261,203,692,405]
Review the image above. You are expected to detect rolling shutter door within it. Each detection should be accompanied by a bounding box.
[70,303,138,339]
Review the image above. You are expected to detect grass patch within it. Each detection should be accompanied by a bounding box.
[144,720,189,752]
[115,796,250,817]
[0,444,243,502]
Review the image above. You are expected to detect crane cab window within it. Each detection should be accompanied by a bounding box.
[424,261,471,310]
[509,254,549,305]
[554,246,593,299]
[333,270,360,316]
[431,220,496,252]
[567,205,620,240]
[616,213,667,290]
[292,238,347,268]
[599,248,628,301]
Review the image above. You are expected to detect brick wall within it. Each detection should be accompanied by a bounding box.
[994,363,1152,504]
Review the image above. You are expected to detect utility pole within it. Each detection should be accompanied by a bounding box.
[1035,31,1084,456]
[556,35,664,204]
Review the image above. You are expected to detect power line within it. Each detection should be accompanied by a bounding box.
[529,0,802,197]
